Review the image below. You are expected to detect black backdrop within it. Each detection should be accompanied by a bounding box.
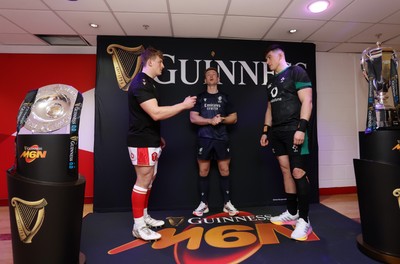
[94,36,318,212]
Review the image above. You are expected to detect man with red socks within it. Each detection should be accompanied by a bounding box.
[127,47,196,241]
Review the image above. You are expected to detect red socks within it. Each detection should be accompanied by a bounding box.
[132,185,147,219]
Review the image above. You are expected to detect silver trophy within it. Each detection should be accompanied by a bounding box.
[20,84,79,134]
[15,84,83,181]
[361,42,400,133]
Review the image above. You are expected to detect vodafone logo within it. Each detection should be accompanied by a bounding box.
[19,145,47,163]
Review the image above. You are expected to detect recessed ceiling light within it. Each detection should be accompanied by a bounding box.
[308,0,330,13]
[289,29,297,34]
[89,23,99,28]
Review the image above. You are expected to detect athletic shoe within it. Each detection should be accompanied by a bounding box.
[223,201,239,216]
[132,225,161,241]
[144,214,165,228]
[291,218,312,241]
[193,201,209,216]
[269,210,299,225]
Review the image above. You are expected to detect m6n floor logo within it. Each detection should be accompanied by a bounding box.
[108,211,320,263]
[392,140,400,151]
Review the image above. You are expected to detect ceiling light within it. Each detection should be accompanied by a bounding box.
[289,29,297,34]
[89,23,99,28]
[308,1,329,13]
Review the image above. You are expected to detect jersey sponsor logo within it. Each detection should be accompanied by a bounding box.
[271,87,278,98]
[270,97,282,103]
[204,103,221,111]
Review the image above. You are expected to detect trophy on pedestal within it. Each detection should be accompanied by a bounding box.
[361,42,400,133]
[8,84,86,264]
[356,43,400,263]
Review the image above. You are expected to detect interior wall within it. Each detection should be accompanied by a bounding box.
[315,52,393,189]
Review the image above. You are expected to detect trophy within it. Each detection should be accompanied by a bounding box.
[8,84,86,263]
[361,42,400,133]
[15,84,83,181]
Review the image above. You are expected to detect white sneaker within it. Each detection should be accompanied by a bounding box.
[132,225,161,241]
[193,201,209,216]
[223,201,239,216]
[144,214,165,228]
[270,210,299,225]
[291,218,312,241]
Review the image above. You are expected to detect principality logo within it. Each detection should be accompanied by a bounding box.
[19,145,47,163]
[108,210,319,262]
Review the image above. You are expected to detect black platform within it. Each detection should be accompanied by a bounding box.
[354,130,400,263]
[7,172,86,264]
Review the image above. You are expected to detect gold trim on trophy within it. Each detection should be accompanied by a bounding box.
[107,44,145,91]
[393,188,400,209]
[11,197,48,243]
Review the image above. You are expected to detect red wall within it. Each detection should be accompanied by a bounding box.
[0,54,96,205]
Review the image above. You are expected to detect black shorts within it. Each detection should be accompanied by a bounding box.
[269,130,309,170]
[197,138,231,160]
[269,130,309,157]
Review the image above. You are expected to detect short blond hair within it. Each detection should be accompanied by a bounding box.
[141,47,164,66]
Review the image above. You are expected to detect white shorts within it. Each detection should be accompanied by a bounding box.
[128,147,162,166]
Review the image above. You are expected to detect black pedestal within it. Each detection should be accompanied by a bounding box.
[358,130,400,165]
[7,172,86,264]
[354,130,400,263]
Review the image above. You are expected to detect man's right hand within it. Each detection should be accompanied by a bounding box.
[183,96,197,109]
[260,134,269,147]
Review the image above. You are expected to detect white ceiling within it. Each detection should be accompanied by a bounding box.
[1,0,400,53]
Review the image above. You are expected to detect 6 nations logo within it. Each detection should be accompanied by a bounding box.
[19,145,47,163]
[108,211,320,263]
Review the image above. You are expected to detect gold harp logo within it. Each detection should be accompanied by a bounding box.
[166,216,185,227]
[107,44,145,91]
[11,197,48,243]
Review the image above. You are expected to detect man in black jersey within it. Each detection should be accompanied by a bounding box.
[260,44,313,241]
[128,47,196,241]
[190,67,239,217]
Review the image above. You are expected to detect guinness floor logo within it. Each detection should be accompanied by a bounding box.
[108,210,320,262]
